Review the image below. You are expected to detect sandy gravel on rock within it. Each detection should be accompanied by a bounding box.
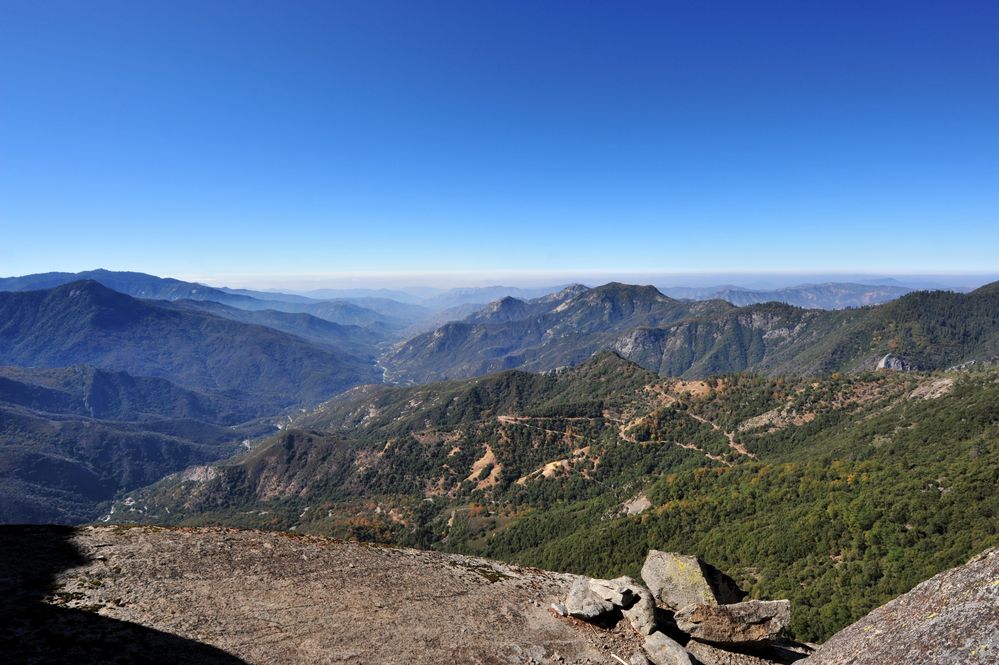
[44,526,641,664]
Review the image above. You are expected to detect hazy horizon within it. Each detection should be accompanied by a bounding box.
[185,270,999,293]
[4,266,999,293]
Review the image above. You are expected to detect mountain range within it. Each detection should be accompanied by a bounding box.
[658,282,918,308]
[2,269,998,645]
[0,281,380,412]
[384,281,999,384]
[0,363,276,523]
[0,270,429,334]
[0,281,388,523]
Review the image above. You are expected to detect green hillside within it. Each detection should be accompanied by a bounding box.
[110,353,999,641]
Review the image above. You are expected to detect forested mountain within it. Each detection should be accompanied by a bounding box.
[0,281,380,413]
[109,353,998,642]
[0,281,386,523]
[0,365,272,523]
[385,282,999,383]
[385,283,733,382]
[3,274,997,643]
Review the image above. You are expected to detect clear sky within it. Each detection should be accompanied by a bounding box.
[2,1,997,286]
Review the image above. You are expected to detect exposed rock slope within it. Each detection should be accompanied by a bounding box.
[1,525,642,664]
[2,527,995,664]
[808,548,999,664]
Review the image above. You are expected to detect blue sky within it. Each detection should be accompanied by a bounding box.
[1,1,997,286]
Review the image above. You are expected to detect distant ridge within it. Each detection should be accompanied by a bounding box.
[0,270,415,331]
[659,282,917,308]
[385,281,999,383]
[0,280,380,412]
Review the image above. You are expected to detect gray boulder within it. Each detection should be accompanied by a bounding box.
[589,576,640,606]
[643,631,693,665]
[564,577,614,619]
[564,575,651,622]
[675,600,791,645]
[640,551,744,610]
[622,585,658,635]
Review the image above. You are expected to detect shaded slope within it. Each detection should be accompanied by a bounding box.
[0,281,380,412]
[169,299,382,356]
[0,365,269,523]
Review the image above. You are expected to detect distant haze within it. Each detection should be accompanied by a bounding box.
[181,271,999,293]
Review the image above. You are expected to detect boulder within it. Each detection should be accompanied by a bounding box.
[589,576,640,606]
[641,551,744,610]
[564,575,650,622]
[675,600,790,645]
[630,652,654,665]
[564,577,614,619]
[807,548,999,664]
[622,585,658,635]
[685,639,812,665]
[643,631,693,665]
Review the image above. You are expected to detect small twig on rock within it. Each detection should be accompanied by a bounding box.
[611,654,629,665]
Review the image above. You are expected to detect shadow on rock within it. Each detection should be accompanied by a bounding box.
[0,525,248,665]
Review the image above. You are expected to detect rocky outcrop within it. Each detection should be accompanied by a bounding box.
[641,551,745,609]
[563,556,802,665]
[675,600,791,645]
[876,353,912,371]
[562,546,999,665]
[808,548,999,664]
[565,577,616,619]
[12,526,993,665]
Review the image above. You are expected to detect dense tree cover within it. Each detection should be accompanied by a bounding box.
[452,374,999,641]
[116,355,999,642]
